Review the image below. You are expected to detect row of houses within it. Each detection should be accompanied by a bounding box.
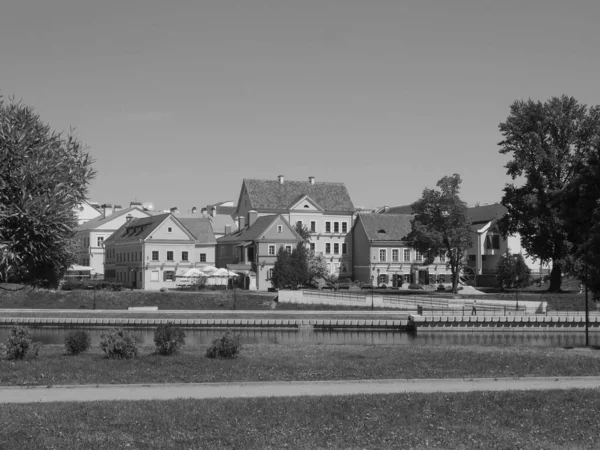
[73,175,550,291]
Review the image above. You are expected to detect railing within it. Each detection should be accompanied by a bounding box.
[302,290,367,303]
[420,306,525,316]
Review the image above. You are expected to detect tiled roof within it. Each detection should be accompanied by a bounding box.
[357,213,413,241]
[177,217,216,244]
[105,214,170,243]
[466,203,507,224]
[379,205,414,215]
[210,214,238,235]
[75,206,149,231]
[241,179,354,212]
[217,215,301,243]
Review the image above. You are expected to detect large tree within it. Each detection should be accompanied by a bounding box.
[407,174,472,294]
[0,97,95,288]
[497,95,600,292]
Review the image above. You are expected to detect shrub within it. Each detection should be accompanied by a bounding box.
[153,323,186,356]
[99,328,138,359]
[2,326,41,360]
[408,283,423,290]
[64,330,91,355]
[205,331,242,359]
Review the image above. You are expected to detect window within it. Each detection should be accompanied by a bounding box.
[167,251,174,261]
[310,243,315,253]
[486,234,501,250]
[310,221,316,232]
[379,249,386,262]
[167,227,173,233]
[403,249,411,262]
[267,269,274,280]
[341,222,348,233]
[277,225,283,233]
[296,221,303,229]
[378,274,389,285]
[416,251,423,262]
[164,271,174,281]
[200,253,206,262]
[333,243,339,254]
[127,253,130,262]
[181,251,188,261]
[285,245,292,253]
[342,243,347,254]
[97,236,104,247]
[392,249,399,262]
[334,222,339,233]
[468,255,476,261]
[325,221,331,233]
[325,243,331,254]
[268,245,276,256]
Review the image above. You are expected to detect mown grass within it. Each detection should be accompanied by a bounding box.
[2,343,599,386]
[2,390,599,449]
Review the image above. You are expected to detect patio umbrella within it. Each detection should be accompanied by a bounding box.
[183,268,204,277]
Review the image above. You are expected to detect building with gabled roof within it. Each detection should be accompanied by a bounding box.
[73,200,102,225]
[74,206,151,277]
[233,175,355,278]
[216,214,302,290]
[103,214,216,290]
[353,213,452,288]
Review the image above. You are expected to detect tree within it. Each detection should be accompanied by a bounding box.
[497,95,600,292]
[496,251,531,290]
[406,174,472,294]
[307,252,328,283]
[0,97,95,288]
[270,244,310,289]
[293,223,311,243]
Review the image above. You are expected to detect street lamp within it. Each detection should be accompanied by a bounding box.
[515,275,519,314]
[370,274,374,310]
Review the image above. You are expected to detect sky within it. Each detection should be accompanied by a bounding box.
[2,0,600,212]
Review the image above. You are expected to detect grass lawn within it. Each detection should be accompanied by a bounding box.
[2,390,599,449]
[2,343,599,386]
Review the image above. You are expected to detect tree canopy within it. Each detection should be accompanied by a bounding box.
[270,243,310,289]
[497,95,600,292]
[0,97,95,288]
[496,251,531,290]
[407,174,472,294]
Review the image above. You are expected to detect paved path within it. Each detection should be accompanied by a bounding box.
[2,377,600,404]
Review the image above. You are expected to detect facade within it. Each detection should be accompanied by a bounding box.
[103,214,216,290]
[234,175,355,278]
[73,200,102,225]
[216,214,302,290]
[74,206,151,277]
[353,214,453,287]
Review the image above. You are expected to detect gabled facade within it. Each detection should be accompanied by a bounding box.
[103,214,216,290]
[216,214,302,290]
[73,200,102,225]
[74,206,151,277]
[233,175,355,278]
[353,214,453,287]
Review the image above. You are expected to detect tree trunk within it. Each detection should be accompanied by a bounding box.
[451,269,459,294]
[548,261,562,292]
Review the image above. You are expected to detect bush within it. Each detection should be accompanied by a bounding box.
[205,331,242,359]
[64,330,91,355]
[408,283,423,290]
[99,328,138,359]
[2,326,41,360]
[153,323,186,356]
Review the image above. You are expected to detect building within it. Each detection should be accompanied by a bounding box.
[73,200,102,225]
[74,206,151,277]
[234,175,355,278]
[216,214,302,290]
[352,213,453,287]
[103,213,216,290]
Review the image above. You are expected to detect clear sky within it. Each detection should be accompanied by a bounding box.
[2,0,600,212]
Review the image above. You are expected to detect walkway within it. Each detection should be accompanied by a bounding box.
[2,377,600,404]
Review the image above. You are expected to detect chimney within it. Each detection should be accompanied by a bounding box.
[170,207,178,214]
[248,210,258,227]
[102,204,112,218]
[238,216,245,229]
[224,225,232,235]
[191,206,197,214]
[308,176,315,185]
[278,175,284,184]
[130,201,142,207]
[211,206,217,217]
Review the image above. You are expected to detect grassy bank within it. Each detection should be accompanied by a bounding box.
[2,344,599,386]
[2,390,599,449]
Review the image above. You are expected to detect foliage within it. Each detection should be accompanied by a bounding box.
[2,325,41,360]
[307,252,328,284]
[153,323,186,356]
[496,252,532,289]
[0,97,96,288]
[99,328,138,359]
[408,283,423,290]
[406,174,472,294]
[293,222,312,242]
[205,331,242,359]
[497,95,600,292]
[60,280,123,291]
[64,330,91,356]
[270,243,310,289]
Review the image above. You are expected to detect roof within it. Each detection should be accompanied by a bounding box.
[217,215,301,244]
[75,206,149,231]
[105,214,170,243]
[240,179,354,212]
[209,214,237,235]
[177,217,216,244]
[466,203,507,224]
[357,213,413,241]
[378,205,414,215]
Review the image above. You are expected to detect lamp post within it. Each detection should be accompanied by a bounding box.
[370,274,374,310]
[233,275,237,310]
[585,257,589,347]
[515,275,519,314]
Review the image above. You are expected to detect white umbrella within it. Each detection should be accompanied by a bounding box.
[199,265,219,274]
[183,268,204,277]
